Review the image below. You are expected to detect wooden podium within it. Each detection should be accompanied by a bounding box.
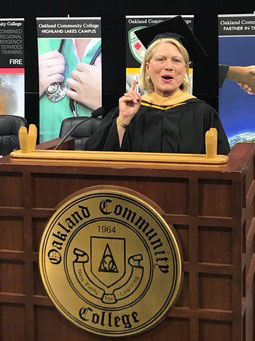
[0,140,254,341]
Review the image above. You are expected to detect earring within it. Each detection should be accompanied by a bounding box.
[147,75,151,81]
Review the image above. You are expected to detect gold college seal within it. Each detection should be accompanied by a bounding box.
[39,186,182,337]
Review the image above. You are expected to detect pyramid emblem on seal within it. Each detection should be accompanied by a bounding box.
[98,243,119,273]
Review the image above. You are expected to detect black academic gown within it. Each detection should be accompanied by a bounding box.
[85,98,230,155]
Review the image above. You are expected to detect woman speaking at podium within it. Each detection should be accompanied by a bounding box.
[85,16,230,155]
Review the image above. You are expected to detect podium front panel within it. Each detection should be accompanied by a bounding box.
[0,143,254,341]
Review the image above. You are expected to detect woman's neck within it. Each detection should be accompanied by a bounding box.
[142,89,195,106]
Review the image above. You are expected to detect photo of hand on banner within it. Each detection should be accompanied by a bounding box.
[66,58,102,112]
[229,65,255,95]
[39,50,66,98]
[38,37,102,142]
[219,64,255,95]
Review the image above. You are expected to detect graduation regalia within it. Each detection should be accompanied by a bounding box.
[85,16,230,155]
[85,91,230,155]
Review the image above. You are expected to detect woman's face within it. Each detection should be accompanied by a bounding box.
[145,42,187,97]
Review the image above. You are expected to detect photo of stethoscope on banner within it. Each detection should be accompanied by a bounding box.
[45,39,101,116]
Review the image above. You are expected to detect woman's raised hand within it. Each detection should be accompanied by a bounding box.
[118,80,142,124]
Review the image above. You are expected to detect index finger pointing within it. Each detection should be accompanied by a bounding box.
[130,79,137,92]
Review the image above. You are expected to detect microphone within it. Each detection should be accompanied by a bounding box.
[54,107,105,150]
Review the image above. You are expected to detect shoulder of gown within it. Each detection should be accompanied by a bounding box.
[84,107,120,151]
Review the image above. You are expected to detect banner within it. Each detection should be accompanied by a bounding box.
[218,14,255,148]
[0,18,25,117]
[125,15,194,94]
[36,17,102,142]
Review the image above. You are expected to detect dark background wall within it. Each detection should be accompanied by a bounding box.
[3,0,255,126]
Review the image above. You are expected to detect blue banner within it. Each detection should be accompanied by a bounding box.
[218,14,255,148]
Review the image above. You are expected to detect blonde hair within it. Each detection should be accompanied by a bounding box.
[139,38,190,92]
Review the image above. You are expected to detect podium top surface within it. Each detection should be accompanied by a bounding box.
[0,141,254,180]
